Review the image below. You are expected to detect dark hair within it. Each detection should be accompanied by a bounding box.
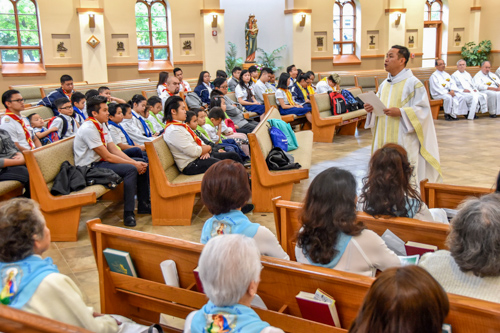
[194,108,206,117]
[248,65,258,74]
[87,95,108,116]
[306,71,315,80]
[0,198,46,262]
[216,70,228,79]
[108,103,123,117]
[60,74,73,84]
[119,103,131,116]
[197,71,210,87]
[157,71,169,88]
[54,97,71,110]
[435,58,445,66]
[147,96,162,107]
[210,89,224,98]
[2,89,21,108]
[98,86,109,94]
[258,67,273,79]
[327,74,337,83]
[359,143,422,218]
[238,69,255,99]
[173,67,182,76]
[297,73,309,83]
[85,89,99,100]
[391,45,410,67]
[71,92,85,105]
[297,69,303,78]
[128,94,146,108]
[349,266,449,333]
[208,107,225,120]
[213,78,227,89]
[185,110,197,123]
[277,73,290,89]
[27,113,39,122]
[209,95,223,109]
[163,95,184,122]
[297,167,363,264]
[286,64,296,74]
[231,66,242,74]
[201,160,251,215]
[496,170,500,192]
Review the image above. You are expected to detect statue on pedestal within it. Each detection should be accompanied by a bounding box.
[245,14,258,63]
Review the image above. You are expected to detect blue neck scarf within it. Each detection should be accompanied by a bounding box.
[200,210,259,244]
[191,301,270,333]
[132,111,152,137]
[108,120,135,146]
[0,255,59,309]
[303,232,352,269]
[73,106,86,121]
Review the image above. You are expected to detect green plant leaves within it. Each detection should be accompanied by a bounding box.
[461,40,492,66]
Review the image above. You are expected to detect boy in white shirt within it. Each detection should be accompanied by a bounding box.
[174,67,192,93]
[73,95,150,227]
[48,98,78,139]
[71,92,87,125]
[253,67,275,104]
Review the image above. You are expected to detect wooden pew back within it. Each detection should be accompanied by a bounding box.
[420,179,494,209]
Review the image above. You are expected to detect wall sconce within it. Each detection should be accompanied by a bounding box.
[88,13,95,29]
[211,14,218,28]
[394,13,401,26]
[299,14,306,27]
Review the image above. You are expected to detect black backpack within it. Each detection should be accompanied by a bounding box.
[265,147,301,171]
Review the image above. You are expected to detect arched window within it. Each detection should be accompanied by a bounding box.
[135,0,169,62]
[333,0,356,56]
[0,0,42,63]
[424,0,442,21]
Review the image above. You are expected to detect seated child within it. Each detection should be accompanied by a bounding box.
[71,92,86,125]
[146,96,165,132]
[28,113,58,146]
[48,97,78,140]
[186,110,243,164]
[276,73,312,123]
[98,86,126,104]
[202,107,250,156]
[121,97,155,145]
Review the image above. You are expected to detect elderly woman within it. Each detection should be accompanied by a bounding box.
[419,193,500,303]
[349,266,449,333]
[184,234,284,333]
[0,198,152,332]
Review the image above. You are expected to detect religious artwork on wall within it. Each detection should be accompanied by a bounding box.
[87,35,100,49]
[367,30,378,50]
[452,28,465,47]
[57,42,67,52]
[455,33,461,46]
[183,40,192,50]
[316,37,324,51]
[117,41,125,51]
[408,35,415,48]
[369,35,375,49]
[180,33,195,56]
[245,14,259,63]
[314,31,327,52]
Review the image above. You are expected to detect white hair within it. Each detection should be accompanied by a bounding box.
[199,234,261,306]
[456,59,466,66]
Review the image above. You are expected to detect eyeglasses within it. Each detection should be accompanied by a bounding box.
[10,98,24,103]
[60,106,73,110]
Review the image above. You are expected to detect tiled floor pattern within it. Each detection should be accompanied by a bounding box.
[43,115,500,312]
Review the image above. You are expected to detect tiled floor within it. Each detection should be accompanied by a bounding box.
[44,115,500,312]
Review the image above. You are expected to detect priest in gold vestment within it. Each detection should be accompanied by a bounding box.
[364,45,442,184]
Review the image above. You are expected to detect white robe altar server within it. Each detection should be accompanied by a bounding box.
[364,45,442,184]
[451,59,488,119]
[473,61,500,118]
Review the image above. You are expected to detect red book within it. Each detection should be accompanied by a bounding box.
[405,241,438,256]
[193,267,204,294]
[295,289,341,327]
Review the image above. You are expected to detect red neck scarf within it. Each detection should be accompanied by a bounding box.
[86,117,106,146]
[5,110,34,149]
[63,90,72,99]
[165,120,202,146]
[180,81,188,92]
[162,84,174,96]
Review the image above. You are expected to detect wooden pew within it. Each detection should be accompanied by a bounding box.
[424,80,443,119]
[272,198,450,261]
[248,107,312,212]
[0,304,92,333]
[23,137,122,241]
[420,179,494,209]
[88,219,500,333]
[0,181,23,202]
[354,76,379,93]
[144,137,203,226]
[20,105,54,120]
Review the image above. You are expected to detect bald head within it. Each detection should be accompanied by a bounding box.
[166,76,180,94]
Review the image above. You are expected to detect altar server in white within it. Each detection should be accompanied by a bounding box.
[364,45,442,184]
[473,61,500,118]
[451,59,488,119]
[429,59,467,121]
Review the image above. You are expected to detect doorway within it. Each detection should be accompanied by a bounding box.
[422,22,442,67]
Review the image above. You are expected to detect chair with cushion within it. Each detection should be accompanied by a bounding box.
[21,105,54,120]
[13,86,43,105]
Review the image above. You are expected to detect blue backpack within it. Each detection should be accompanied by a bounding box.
[267,119,299,151]
[269,126,288,151]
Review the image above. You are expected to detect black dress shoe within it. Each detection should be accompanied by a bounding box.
[137,201,151,214]
[124,212,137,227]
[490,114,497,118]
[444,114,456,121]
[241,204,255,214]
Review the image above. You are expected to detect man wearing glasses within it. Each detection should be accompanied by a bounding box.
[48,98,79,140]
[1,90,41,151]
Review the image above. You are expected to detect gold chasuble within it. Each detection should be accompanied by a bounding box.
[365,69,442,184]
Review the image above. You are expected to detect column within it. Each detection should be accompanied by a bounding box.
[200,9,226,76]
[284,10,312,71]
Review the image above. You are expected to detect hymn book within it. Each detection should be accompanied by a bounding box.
[296,289,341,327]
[103,248,138,277]
[404,241,438,257]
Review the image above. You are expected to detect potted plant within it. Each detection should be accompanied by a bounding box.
[461,40,492,66]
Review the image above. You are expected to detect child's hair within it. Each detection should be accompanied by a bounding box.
[193,108,205,117]
[212,78,226,89]
[209,95,223,109]
[128,94,146,107]
[54,97,70,110]
[85,89,99,100]
[208,107,225,120]
[216,69,228,79]
[259,67,273,79]
[185,110,197,123]
[297,73,309,83]
[27,113,39,123]
[71,92,85,105]
[277,73,291,89]
[98,86,109,94]
[118,103,131,115]
[248,65,258,74]
[147,96,162,107]
[108,103,122,117]
[157,71,169,88]
[163,96,184,122]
